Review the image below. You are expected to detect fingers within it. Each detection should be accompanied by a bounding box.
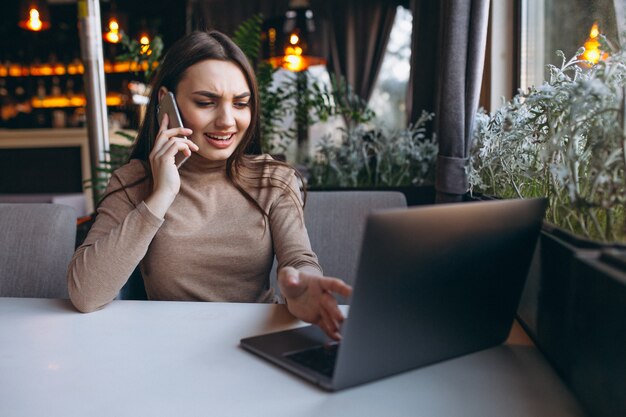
[319,293,344,340]
[150,128,197,168]
[321,291,345,324]
[153,113,194,154]
[279,270,350,340]
[319,276,353,299]
[319,307,341,341]
[153,137,198,161]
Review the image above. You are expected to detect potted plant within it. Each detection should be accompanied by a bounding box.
[468,38,626,417]
[307,110,438,205]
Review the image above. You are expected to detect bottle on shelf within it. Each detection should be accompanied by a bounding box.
[66,78,75,98]
[36,79,46,100]
[51,76,62,97]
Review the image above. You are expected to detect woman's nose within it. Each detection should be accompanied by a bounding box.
[214,104,235,128]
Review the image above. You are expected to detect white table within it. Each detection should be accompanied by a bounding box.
[0,298,584,417]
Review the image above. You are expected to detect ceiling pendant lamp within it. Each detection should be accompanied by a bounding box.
[262,0,327,72]
[18,0,51,32]
[103,1,126,44]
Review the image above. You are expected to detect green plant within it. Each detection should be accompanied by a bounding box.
[309,111,437,187]
[231,14,437,186]
[233,14,296,154]
[232,14,377,156]
[83,131,135,204]
[303,72,376,129]
[469,38,626,242]
[116,31,164,82]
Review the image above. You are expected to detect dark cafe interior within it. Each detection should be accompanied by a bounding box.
[0,0,625,415]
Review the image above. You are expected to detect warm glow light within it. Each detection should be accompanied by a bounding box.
[579,22,609,65]
[67,61,84,75]
[286,46,303,56]
[104,17,121,43]
[28,8,42,31]
[140,35,151,54]
[9,64,25,77]
[19,7,50,31]
[267,55,326,72]
[1,60,157,79]
[284,55,304,71]
[264,29,326,72]
[53,64,66,75]
[31,94,122,108]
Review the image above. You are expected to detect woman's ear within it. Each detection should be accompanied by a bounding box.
[157,87,169,103]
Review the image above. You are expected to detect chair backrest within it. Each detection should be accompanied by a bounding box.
[270,190,408,300]
[0,203,76,298]
[303,191,408,286]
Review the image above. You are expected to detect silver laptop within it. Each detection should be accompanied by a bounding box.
[240,198,547,391]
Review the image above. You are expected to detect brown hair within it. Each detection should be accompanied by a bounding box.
[101,30,305,216]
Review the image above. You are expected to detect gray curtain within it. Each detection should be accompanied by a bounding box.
[324,0,399,102]
[616,0,626,45]
[192,0,400,104]
[406,0,440,124]
[434,0,490,203]
[192,0,290,36]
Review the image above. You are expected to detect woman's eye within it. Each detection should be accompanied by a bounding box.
[234,101,250,108]
[197,101,215,107]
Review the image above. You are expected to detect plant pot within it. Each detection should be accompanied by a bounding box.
[307,185,435,207]
[519,224,609,375]
[567,250,626,417]
[518,223,626,417]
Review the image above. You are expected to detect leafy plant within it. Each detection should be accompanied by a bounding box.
[232,14,377,156]
[469,38,626,242]
[309,111,437,187]
[83,131,135,204]
[302,72,376,130]
[231,14,437,187]
[233,14,296,154]
[116,31,164,82]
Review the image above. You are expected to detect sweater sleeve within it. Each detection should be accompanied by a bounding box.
[67,170,163,312]
[269,172,322,275]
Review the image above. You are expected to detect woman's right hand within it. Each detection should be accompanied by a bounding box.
[145,113,198,217]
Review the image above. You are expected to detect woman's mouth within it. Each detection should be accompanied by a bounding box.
[204,133,235,149]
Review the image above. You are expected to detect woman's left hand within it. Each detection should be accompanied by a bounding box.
[278,266,353,341]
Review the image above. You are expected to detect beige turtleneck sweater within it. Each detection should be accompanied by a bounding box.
[67,153,321,312]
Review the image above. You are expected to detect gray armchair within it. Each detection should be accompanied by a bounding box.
[0,203,76,298]
[304,191,408,287]
[271,190,408,301]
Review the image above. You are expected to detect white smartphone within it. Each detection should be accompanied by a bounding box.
[157,91,190,168]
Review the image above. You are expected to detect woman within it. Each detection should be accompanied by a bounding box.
[68,30,351,340]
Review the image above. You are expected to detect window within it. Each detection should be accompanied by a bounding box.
[521,0,620,90]
[368,6,413,129]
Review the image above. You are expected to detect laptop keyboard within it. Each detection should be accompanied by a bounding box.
[284,343,339,378]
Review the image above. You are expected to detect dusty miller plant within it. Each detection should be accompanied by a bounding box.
[309,111,437,187]
[469,37,626,242]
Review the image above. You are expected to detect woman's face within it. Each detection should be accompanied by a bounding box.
[160,59,252,162]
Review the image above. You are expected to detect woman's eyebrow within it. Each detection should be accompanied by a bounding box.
[192,91,251,99]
